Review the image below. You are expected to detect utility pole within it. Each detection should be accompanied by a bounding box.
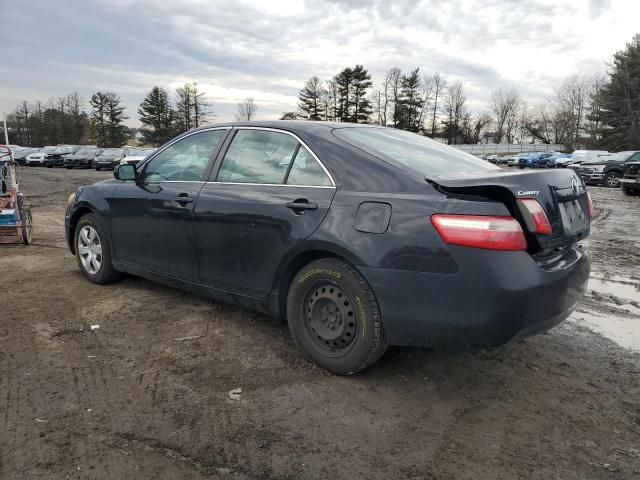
[3,119,8,145]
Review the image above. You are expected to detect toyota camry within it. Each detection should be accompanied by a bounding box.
[65,121,591,374]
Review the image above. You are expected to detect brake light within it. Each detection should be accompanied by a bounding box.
[431,214,527,251]
[517,198,552,235]
[586,192,593,219]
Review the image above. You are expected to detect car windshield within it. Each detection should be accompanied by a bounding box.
[581,155,610,164]
[607,152,634,161]
[333,127,499,177]
[53,145,74,154]
[42,146,57,153]
[75,148,95,156]
[101,149,124,157]
[128,148,154,156]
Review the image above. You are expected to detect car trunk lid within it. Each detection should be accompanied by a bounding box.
[427,169,590,253]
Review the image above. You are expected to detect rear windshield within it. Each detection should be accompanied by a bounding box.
[333,127,499,176]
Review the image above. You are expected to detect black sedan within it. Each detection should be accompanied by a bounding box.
[65,122,591,374]
[94,148,126,170]
[63,147,104,169]
[45,145,81,167]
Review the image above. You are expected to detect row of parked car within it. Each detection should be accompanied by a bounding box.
[9,145,156,170]
[480,149,640,195]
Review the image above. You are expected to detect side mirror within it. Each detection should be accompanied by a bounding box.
[114,164,136,181]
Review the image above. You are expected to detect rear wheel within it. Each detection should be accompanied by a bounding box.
[287,258,387,375]
[95,167,101,171]
[18,198,33,245]
[74,213,121,284]
[604,172,621,188]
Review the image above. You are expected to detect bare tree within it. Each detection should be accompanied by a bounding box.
[385,67,402,127]
[236,97,257,121]
[430,73,445,137]
[443,80,466,144]
[381,67,401,127]
[490,88,521,143]
[555,75,594,149]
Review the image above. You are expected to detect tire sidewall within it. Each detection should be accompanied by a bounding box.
[287,260,385,375]
[605,172,620,188]
[74,214,113,284]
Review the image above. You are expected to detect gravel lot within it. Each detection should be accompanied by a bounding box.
[1,167,639,479]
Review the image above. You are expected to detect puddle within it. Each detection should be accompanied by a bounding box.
[570,310,640,352]
[588,275,640,301]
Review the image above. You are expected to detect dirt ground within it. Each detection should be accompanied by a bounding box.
[1,167,639,480]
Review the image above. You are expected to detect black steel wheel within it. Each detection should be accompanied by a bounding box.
[305,283,359,355]
[287,258,387,375]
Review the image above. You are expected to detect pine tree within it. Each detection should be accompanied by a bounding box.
[350,65,373,123]
[298,76,326,120]
[333,65,372,123]
[599,34,640,150]
[90,92,128,147]
[395,68,423,132]
[138,86,174,146]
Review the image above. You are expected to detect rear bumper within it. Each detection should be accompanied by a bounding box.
[359,245,590,347]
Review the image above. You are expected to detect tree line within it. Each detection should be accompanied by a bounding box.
[290,34,640,151]
[6,34,639,151]
[6,82,213,148]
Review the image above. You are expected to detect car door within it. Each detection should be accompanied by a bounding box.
[193,128,336,298]
[109,128,229,280]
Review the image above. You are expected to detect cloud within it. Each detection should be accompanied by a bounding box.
[0,0,638,127]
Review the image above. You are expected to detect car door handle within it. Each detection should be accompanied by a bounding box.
[286,199,318,214]
[174,194,194,205]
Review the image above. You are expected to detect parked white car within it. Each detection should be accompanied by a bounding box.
[120,148,155,166]
[25,146,56,166]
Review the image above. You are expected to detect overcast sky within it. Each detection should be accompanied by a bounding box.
[1,0,638,126]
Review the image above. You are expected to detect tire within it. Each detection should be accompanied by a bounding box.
[604,172,621,188]
[621,184,640,196]
[46,164,52,168]
[65,166,72,169]
[74,213,121,284]
[287,258,387,375]
[18,197,33,245]
[95,167,101,171]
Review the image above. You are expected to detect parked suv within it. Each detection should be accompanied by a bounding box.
[64,147,104,169]
[578,151,640,188]
[620,161,640,196]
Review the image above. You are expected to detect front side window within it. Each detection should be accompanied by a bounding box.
[286,147,332,186]
[217,130,299,184]
[141,129,227,182]
[333,127,500,177]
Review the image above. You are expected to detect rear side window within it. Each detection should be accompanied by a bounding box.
[286,147,332,186]
[217,130,299,184]
[333,127,499,177]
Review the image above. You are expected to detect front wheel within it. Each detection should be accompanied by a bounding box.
[621,184,640,196]
[604,172,621,188]
[287,259,387,375]
[74,213,121,284]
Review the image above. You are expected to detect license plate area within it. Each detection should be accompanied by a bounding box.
[559,199,587,235]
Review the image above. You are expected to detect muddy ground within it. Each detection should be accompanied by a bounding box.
[1,167,639,480]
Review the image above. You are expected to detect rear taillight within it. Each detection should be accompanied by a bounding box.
[517,198,552,235]
[586,192,593,219]
[431,214,527,251]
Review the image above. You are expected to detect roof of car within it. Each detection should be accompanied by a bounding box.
[189,120,377,134]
